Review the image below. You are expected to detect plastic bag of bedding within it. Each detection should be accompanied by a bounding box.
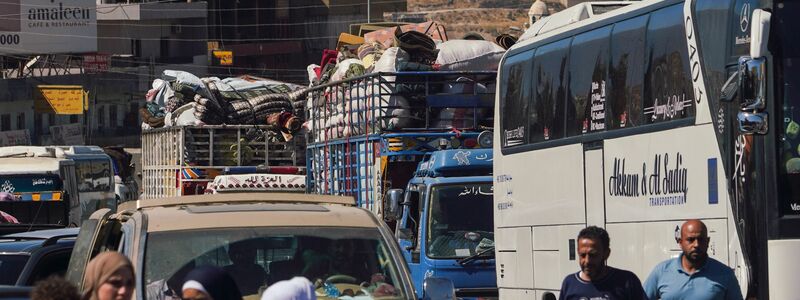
[162,70,214,100]
[435,40,506,71]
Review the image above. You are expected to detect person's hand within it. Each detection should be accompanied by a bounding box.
[372,283,397,297]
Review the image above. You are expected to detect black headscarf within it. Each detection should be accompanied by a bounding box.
[182,266,243,300]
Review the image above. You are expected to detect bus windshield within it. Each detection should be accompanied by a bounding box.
[0,174,63,196]
[776,5,800,216]
[426,183,494,258]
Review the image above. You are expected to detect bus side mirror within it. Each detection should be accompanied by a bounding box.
[722,9,771,136]
[384,189,404,221]
[745,8,771,106]
[739,57,767,111]
[738,111,768,135]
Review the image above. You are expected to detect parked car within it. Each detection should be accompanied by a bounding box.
[0,228,78,286]
[65,193,444,300]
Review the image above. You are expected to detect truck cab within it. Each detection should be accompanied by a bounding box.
[386,148,497,299]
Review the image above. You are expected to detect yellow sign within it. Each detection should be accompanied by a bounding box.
[213,50,234,66]
[34,85,86,115]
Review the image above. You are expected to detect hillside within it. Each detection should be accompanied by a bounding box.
[390,0,566,40]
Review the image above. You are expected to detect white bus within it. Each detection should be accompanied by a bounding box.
[493,0,797,299]
[0,146,116,226]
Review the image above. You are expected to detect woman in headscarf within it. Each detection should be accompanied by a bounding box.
[181,266,242,300]
[260,277,316,300]
[82,251,135,300]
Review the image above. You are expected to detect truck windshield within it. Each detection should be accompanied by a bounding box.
[143,227,406,300]
[0,174,63,195]
[427,183,494,258]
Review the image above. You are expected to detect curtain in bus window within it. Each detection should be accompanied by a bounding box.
[91,160,112,192]
[531,39,570,142]
[76,160,111,192]
[568,26,611,136]
[500,53,531,147]
[76,161,95,192]
[609,15,647,129]
[643,4,695,124]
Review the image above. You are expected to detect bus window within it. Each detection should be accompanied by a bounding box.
[76,160,112,193]
[643,4,695,124]
[609,15,647,129]
[568,26,611,136]
[531,39,570,142]
[91,160,112,192]
[500,52,532,147]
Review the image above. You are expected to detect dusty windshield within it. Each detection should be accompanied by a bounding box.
[427,183,494,258]
[143,227,406,299]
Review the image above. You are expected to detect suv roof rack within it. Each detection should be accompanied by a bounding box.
[119,193,356,211]
[41,233,79,247]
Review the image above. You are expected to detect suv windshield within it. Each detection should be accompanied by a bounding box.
[426,183,494,258]
[144,227,406,299]
[0,254,29,285]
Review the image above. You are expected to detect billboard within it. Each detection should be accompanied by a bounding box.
[0,129,30,146]
[34,85,87,115]
[0,0,97,54]
[50,123,84,145]
[212,50,233,66]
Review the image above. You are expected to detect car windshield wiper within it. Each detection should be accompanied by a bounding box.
[457,246,495,266]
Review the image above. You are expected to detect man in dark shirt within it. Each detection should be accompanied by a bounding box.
[559,226,647,300]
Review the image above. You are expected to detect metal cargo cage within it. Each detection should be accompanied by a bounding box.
[141,125,304,198]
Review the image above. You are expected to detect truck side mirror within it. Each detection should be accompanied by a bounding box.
[422,277,457,300]
[384,189,404,221]
[397,228,414,240]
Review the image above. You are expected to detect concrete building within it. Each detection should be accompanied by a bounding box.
[0,0,208,147]
[0,0,408,147]
[205,0,407,83]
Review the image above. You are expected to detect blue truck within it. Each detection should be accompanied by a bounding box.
[304,71,497,299]
[385,148,496,299]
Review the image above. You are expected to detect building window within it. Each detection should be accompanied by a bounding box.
[109,104,118,128]
[16,112,25,130]
[1,114,10,131]
[35,113,44,135]
[97,106,105,127]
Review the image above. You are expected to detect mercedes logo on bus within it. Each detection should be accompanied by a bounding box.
[740,3,751,33]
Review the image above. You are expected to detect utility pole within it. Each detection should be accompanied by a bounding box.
[367,0,371,23]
